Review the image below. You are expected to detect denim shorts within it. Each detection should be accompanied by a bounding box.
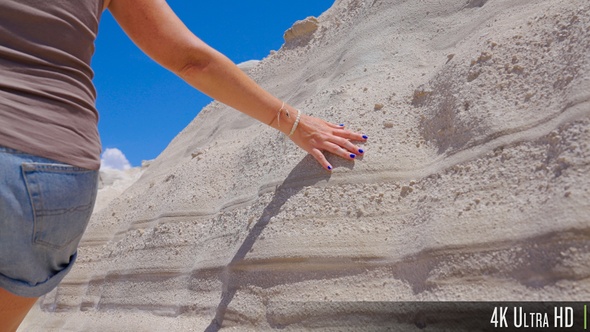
[0,146,98,297]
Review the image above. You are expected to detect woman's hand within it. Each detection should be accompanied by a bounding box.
[288,113,368,171]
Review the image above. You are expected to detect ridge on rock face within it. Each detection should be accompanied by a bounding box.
[20,0,590,330]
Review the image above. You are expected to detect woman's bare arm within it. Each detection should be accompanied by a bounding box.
[107,0,367,170]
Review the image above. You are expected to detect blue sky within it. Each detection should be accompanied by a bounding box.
[93,1,334,168]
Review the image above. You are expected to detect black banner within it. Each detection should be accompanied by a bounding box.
[264,302,588,331]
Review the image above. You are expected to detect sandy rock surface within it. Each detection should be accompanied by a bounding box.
[20,0,590,330]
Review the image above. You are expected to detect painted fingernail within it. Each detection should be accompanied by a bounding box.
[350,154,356,159]
[358,149,364,154]
[362,135,369,140]
[327,165,333,170]
[339,124,345,127]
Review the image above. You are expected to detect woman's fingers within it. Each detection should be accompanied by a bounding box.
[322,141,358,160]
[310,148,333,171]
[288,115,368,171]
[327,122,346,129]
[328,135,364,156]
[333,127,368,142]
[309,138,361,172]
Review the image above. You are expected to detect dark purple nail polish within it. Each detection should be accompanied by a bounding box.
[327,165,333,170]
[350,154,356,159]
[339,124,345,127]
[362,135,368,140]
[358,149,364,154]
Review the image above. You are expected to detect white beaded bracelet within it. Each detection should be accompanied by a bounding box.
[288,109,302,136]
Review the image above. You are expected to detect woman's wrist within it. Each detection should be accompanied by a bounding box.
[268,102,298,135]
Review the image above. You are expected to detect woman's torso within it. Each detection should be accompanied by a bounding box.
[0,0,105,170]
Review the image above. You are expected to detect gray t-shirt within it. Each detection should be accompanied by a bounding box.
[0,0,104,170]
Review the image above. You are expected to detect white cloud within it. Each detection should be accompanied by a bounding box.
[100,148,132,170]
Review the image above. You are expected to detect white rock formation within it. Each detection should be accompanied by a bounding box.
[95,167,145,213]
[237,59,260,74]
[20,0,590,330]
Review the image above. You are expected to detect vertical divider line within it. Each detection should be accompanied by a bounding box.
[584,304,587,330]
